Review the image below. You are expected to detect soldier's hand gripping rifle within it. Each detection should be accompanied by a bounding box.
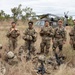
[57,28,65,38]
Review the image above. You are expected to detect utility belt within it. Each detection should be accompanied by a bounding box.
[10,34,18,38]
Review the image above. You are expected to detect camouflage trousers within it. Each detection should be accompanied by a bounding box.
[52,39,63,57]
[40,39,50,54]
[8,38,17,51]
[24,41,36,55]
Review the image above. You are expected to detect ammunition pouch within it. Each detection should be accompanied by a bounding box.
[26,35,33,41]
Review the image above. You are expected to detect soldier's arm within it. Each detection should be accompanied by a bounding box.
[33,29,37,37]
[32,29,37,42]
[49,26,54,37]
[69,28,74,42]
[17,30,20,37]
[40,27,44,36]
[52,28,56,40]
[69,28,74,36]
[23,28,28,35]
[6,28,12,38]
[23,28,28,40]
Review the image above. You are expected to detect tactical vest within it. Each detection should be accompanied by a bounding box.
[26,28,36,42]
[11,30,18,38]
[55,27,65,38]
[41,26,52,36]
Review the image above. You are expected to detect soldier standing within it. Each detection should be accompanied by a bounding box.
[40,20,53,55]
[6,22,20,51]
[52,20,66,65]
[23,21,37,58]
[69,20,75,50]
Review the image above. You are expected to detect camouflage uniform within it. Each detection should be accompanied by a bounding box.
[23,27,37,54]
[69,26,75,50]
[7,27,20,51]
[52,26,66,57]
[40,26,53,54]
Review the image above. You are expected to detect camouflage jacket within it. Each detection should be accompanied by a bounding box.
[53,26,66,41]
[7,27,20,39]
[23,27,37,42]
[40,26,53,40]
[69,26,75,40]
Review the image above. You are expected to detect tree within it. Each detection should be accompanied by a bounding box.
[22,7,36,22]
[0,10,5,22]
[68,16,73,26]
[11,4,22,22]
[5,14,10,22]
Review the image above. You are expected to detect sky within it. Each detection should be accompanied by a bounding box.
[0,0,75,18]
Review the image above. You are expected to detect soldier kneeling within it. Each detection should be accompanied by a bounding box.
[5,51,18,65]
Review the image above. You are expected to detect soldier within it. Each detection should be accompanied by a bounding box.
[40,20,53,55]
[5,51,18,65]
[69,20,75,50]
[23,21,37,58]
[6,22,20,51]
[52,20,66,65]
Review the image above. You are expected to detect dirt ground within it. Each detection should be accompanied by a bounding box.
[0,22,75,75]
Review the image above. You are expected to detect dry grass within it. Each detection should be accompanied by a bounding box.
[0,22,75,75]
